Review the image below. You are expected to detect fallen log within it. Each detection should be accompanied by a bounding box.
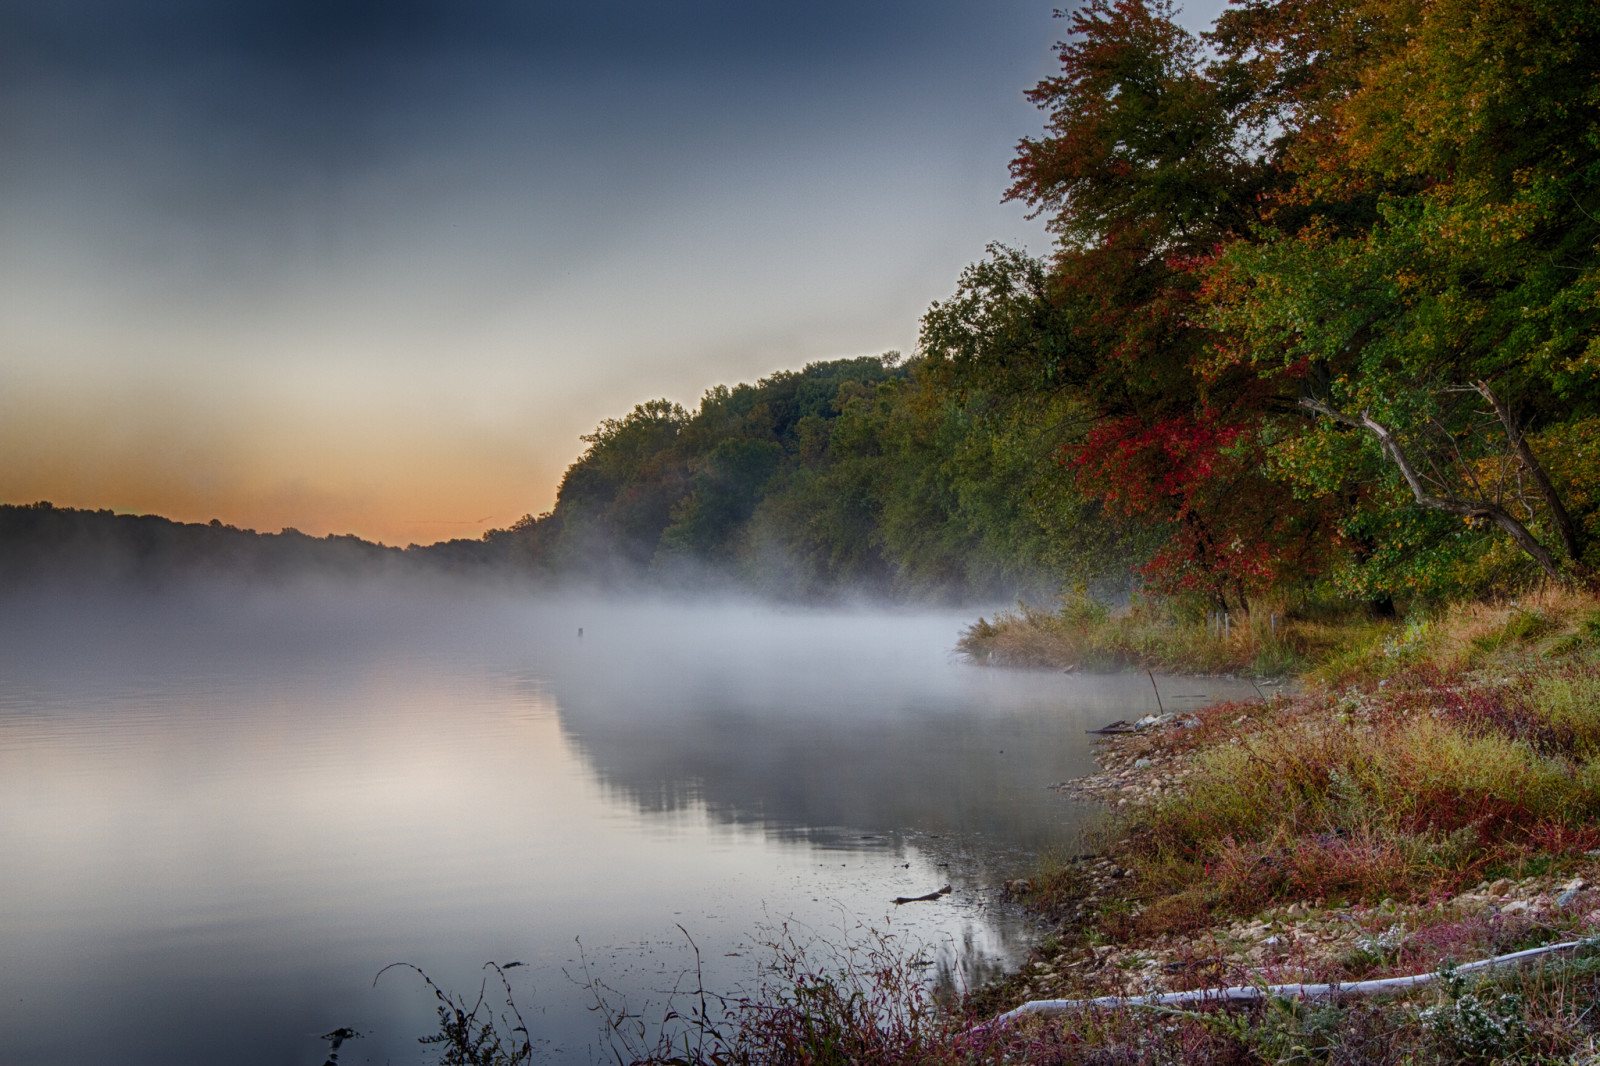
[982,937,1596,1028]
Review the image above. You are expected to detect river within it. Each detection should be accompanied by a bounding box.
[0,582,1256,1064]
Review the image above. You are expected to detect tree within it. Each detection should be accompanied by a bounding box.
[1212,0,1600,588]
[993,0,1338,608]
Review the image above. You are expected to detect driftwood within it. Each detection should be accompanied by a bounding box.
[1085,720,1137,735]
[983,938,1596,1028]
[892,885,952,905]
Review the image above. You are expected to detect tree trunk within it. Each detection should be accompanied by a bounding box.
[1301,398,1573,585]
[1474,380,1591,581]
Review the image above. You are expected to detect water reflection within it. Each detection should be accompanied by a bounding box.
[0,588,1256,1065]
[536,600,1253,850]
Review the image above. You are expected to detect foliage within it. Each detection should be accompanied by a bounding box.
[997,0,1333,609]
[1209,0,1600,591]
[1419,964,1533,1063]
[925,0,1600,606]
[494,355,1114,601]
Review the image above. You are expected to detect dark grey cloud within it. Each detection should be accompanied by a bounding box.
[2,1,1056,207]
[3,1,1037,96]
[1,0,1063,303]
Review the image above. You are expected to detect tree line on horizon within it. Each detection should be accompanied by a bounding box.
[7,0,1598,608]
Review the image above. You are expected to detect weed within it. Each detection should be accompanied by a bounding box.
[374,962,533,1066]
[578,919,1088,1066]
[957,595,1377,676]
[1419,964,1533,1062]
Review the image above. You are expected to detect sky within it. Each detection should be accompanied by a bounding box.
[0,0,1229,546]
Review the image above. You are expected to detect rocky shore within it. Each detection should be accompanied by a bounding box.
[992,709,1600,1011]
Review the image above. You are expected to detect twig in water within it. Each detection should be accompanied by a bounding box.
[893,885,952,905]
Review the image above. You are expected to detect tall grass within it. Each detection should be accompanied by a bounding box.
[1106,592,1600,931]
[957,593,1384,676]
[1129,706,1600,919]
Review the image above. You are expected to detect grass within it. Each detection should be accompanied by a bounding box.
[948,586,1600,1063]
[1082,590,1600,928]
[957,592,1391,677]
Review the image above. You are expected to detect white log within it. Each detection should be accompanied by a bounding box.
[983,938,1593,1028]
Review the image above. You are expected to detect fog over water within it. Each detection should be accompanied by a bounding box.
[0,581,1256,1064]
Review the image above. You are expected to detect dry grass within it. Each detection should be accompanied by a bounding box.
[1117,634,1600,930]
[958,594,1388,677]
[1312,585,1600,686]
[1130,705,1600,915]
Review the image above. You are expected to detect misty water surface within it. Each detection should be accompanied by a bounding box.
[0,584,1257,1064]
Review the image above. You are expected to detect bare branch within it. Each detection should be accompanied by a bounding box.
[1474,380,1586,566]
[1300,397,1571,583]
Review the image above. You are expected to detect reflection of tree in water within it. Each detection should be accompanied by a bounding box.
[538,670,1255,852]
[551,686,1075,848]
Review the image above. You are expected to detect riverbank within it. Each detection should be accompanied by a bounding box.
[967,587,1600,1063]
[955,593,1396,679]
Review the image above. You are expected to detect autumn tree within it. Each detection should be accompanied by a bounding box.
[991,0,1338,609]
[1213,0,1600,589]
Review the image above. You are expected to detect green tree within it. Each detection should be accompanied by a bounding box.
[1213,0,1600,589]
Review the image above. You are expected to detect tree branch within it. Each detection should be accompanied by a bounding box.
[1300,398,1571,584]
[1474,380,1587,567]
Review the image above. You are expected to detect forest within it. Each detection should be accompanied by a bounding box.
[7,0,1597,615]
[483,0,1600,610]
